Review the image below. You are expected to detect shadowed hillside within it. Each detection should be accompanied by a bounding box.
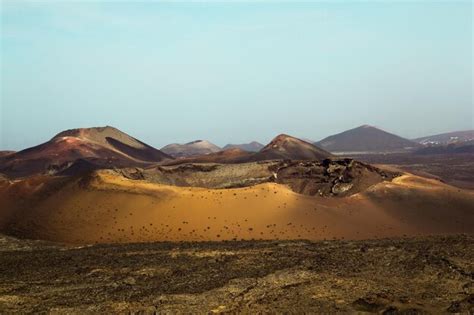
[317,125,420,154]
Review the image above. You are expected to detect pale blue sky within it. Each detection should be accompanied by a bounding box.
[1,0,472,150]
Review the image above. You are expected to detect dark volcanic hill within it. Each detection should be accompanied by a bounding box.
[316,125,419,154]
[251,134,332,161]
[161,140,221,158]
[223,141,264,152]
[413,130,474,145]
[0,126,171,178]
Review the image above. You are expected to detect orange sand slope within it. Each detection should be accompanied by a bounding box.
[0,171,473,244]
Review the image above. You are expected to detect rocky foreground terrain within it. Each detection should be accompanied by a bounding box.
[0,235,473,313]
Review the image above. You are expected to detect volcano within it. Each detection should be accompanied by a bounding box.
[316,125,419,154]
[251,134,332,161]
[0,126,171,178]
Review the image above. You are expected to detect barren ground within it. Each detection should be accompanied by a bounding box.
[0,234,473,314]
[353,153,474,189]
[2,171,473,244]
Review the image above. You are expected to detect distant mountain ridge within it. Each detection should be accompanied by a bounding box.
[316,125,419,154]
[413,130,474,145]
[161,140,221,158]
[3,124,472,178]
[165,134,332,165]
[223,141,264,152]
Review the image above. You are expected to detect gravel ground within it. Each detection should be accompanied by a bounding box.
[0,234,473,314]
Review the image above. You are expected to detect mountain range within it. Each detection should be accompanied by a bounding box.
[0,124,473,246]
[2,125,473,178]
[165,134,332,165]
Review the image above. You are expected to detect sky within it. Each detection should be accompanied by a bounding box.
[1,0,472,150]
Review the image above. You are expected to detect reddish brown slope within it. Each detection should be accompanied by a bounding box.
[0,151,15,158]
[0,126,171,178]
[163,148,253,165]
[250,134,332,161]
